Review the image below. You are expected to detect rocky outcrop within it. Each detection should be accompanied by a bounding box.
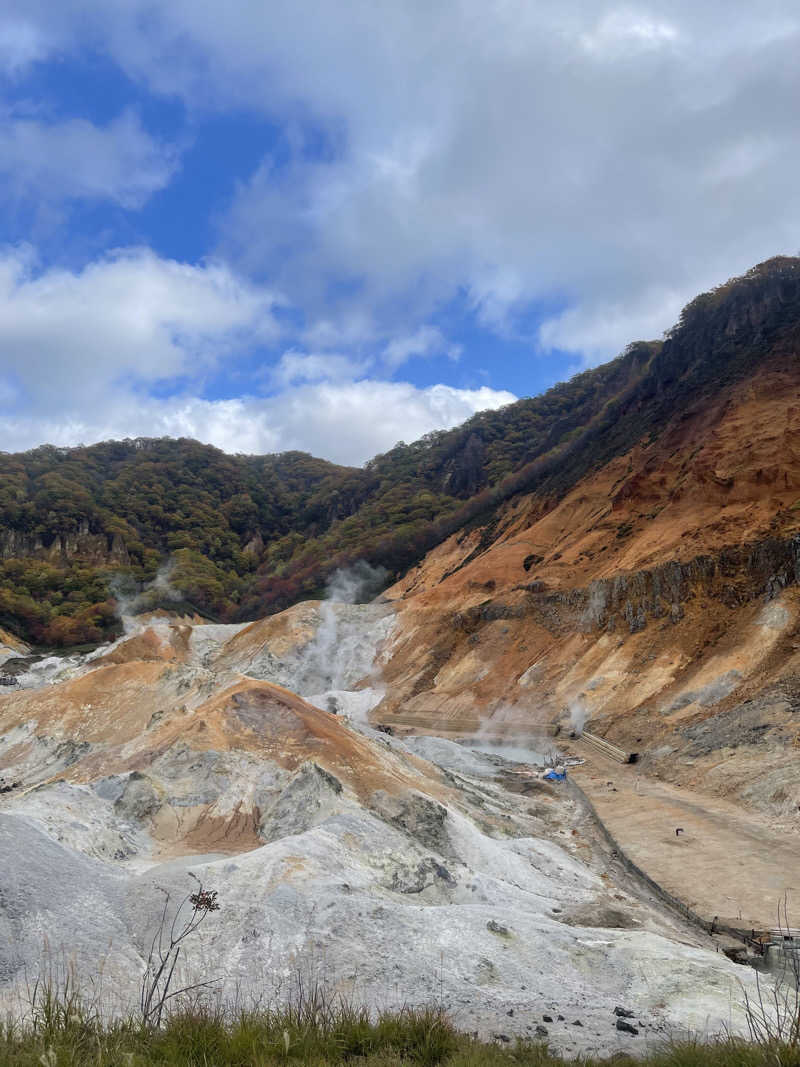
[575,535,800,635]
[437,534,800,643]
[242,531,264,557]
[0,521,129,564]
[258,761,345,841]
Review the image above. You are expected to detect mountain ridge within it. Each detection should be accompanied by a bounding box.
[1,254,799,644]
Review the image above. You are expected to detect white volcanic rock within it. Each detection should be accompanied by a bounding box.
[402,736,520,778]
[0,604,771,1056]
[212,600,396,697]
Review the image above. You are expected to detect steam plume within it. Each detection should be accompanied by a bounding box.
[468,703,551,764]
[568,698,587,736]
[302,562,390,722]
[325,561,389,605]
[309,562,388,693]
[110,561,182,634]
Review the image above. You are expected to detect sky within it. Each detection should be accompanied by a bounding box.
[1,2,799,466]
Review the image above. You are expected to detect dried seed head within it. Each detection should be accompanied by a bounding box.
[189,889,220,912]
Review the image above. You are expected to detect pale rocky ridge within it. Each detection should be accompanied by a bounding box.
[0,602,768,1057]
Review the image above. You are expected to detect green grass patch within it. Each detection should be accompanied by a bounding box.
[3,1002,800,1067]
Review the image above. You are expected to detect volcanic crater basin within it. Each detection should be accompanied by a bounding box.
[0,608,775,1057]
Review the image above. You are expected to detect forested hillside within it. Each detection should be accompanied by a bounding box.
[2,256,799,645]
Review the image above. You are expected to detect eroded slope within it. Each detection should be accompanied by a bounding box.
[0,613,763,1055]
[377,354,800,823]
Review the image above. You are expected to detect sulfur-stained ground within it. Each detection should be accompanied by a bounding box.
[0,609,776,1058]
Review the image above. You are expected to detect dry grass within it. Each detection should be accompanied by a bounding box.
[3,984,800,1067]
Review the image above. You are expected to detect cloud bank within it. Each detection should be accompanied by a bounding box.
[24,0,794,359]
[1,1,799,459]
[0,383,515,466]
[0,246,280,412]
[0,247,513,463]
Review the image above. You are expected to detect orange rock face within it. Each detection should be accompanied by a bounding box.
[376,355,800,820]
[0,619,454,858]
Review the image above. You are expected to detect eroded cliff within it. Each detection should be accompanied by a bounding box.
[376,353,800,822]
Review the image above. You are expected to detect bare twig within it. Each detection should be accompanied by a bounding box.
[140,879,221,1027]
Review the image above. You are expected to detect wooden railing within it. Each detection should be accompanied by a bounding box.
[580,730,637,764]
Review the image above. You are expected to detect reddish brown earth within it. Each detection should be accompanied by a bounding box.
[376,354,800,825]
[0,622,458,858]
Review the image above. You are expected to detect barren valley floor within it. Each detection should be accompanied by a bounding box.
[570,746,800,933]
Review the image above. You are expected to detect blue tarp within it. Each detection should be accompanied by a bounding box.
[543,770,567,782]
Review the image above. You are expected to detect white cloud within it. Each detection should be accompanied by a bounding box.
[0,109,178,209]
[59,0,795,362]
[0,382,516,466]
[271,350,370,387]
[301,312,377,352]
[0,246,281,411]
[538,285,688,361]
[243,380,515,463]
[579,9,679,56]
[0,243,512,464]
[383,326,461,371]
[4,0,800,367]
[0,17,49,75]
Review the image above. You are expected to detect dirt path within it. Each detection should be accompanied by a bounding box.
[569,746,800,932]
